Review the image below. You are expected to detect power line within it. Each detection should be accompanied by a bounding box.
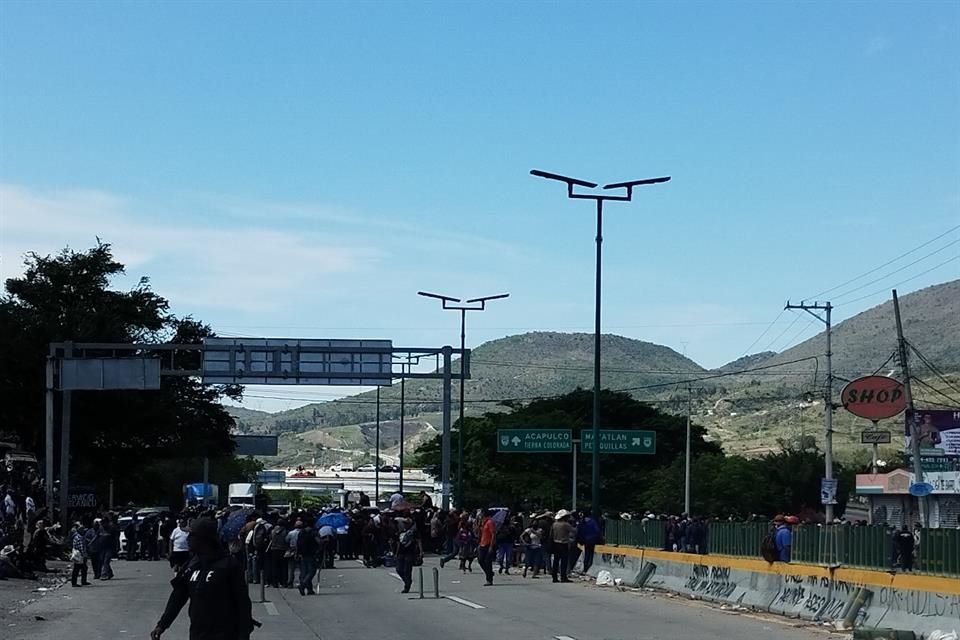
[806,224,960,300]
[831,238,959,302]
[737,309,785,358]
[838,255,959,307]
[911,378,960,407]
[759,314,801,352]
[907,342,960,396]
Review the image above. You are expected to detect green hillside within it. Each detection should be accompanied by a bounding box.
[228,279,960,461]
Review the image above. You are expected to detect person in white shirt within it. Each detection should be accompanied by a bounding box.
[168,518,190,569]
[25,496,36,517]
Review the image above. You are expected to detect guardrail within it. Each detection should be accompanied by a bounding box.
[603,519,960,577]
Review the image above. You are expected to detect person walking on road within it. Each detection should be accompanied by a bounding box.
[496,516,516,575]
[296,522,320,595]
[85,520,103,580]
[286,519,302,589]
[394,517,421,594]
[151,517,257,640]
[169,517,191,571]
[99,516,117,579]
[265,518,289,588]
[70,522,91,587]
[477,509,497,586]
[550,510,576,583]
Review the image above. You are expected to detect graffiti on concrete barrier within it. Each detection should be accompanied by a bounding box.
[776,584,806,606]
[684,563,738,599]
[600,553,627,569]
[879,587,960,621]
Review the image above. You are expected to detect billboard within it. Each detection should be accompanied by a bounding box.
[233,435,279,456]
[905,409,960,458]
[201,338,393,386]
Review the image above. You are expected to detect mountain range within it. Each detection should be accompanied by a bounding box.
[228,279,960,463]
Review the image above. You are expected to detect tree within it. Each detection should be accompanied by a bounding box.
[413,389,721,512]
[0,243,242,503]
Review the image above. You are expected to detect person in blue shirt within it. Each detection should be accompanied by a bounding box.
[773,515,792,563]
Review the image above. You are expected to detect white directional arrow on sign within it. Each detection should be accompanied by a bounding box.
[632,437,641,446]
[511,436,521,446]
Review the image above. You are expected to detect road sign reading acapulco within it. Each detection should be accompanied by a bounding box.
[580,429,656,454]
[497,429,572,452]
[841,375,906,420]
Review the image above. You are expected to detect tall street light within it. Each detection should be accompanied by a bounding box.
[530,169,670,515]
[418,290,509,507]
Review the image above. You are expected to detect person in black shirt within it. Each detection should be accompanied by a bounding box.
[152,517,256,640]
[296,523,319,595]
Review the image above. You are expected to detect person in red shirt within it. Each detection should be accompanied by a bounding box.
[477,509,497,586]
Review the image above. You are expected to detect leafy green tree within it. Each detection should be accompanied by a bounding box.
[0,244,242,501]
[414,389,721,512]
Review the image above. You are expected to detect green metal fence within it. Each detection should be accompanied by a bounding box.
[603,519,960,577]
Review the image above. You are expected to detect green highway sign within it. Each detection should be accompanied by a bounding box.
[497,428,572,453]
[580,429,656,454]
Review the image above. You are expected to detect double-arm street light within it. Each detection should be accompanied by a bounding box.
[530,169,670,515]
[418,291,509,506]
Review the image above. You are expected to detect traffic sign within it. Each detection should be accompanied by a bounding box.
[820,478,838,505]
[580,429,656,454]
[861,430,892,445]
[497,428,572,453]
[909,482,934,497]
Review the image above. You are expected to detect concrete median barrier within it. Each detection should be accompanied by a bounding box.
[588,544,960,637]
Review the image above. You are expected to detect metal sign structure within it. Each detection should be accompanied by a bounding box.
[256,470,286,484]
[580,429,656,454]
[497,428,572,453]
[841,376,906,420]
[201,338,394,386]
[60,358,161,391]
[861,430,892,445]
[233,435,279,457]
[45,340,469,525]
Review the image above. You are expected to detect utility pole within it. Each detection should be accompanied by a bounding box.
[440,346,453,511]
[532,169,670,515]
[684,384,692,516]
[893,289,926,526]
[375,386,380,500]
[399,373,405,494]
[59,341,73,528]
[785,300,835,522]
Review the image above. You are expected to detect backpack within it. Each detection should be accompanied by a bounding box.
[399,528,416,549]
[760,531,778,563]
[252,523,270,553]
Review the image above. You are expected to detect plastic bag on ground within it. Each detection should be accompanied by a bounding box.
[596,570,614,586]
[927,631,958,640]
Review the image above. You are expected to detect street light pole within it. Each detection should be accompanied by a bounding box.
[531,169,670,515]
[418,291,508,508]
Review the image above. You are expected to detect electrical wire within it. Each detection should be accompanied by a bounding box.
[871,351,898,376]
[911,378,960,407]
[829,238,960,302]
[759,314,801,353]
[737,309,785,358]
[837,255,960,307]
[805,224,960,300]
[907,342,960,396]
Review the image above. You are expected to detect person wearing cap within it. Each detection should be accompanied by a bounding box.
[152,517,256,640]
[773,515,792,563]
[549,510,576,583]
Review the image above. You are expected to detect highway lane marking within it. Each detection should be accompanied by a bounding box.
[264,602,279,616]
[443,595,486,609]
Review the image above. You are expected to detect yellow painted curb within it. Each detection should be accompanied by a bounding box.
[595,544,960,595]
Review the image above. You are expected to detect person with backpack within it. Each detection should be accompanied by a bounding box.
[394,517,421,594]
[249,517,272,584]
[772,515,792,562]
[296,522,320,595]
[265,518,289,588]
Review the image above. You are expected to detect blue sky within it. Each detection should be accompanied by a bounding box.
[1,1,958,411]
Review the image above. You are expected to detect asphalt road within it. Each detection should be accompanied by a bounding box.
[9,557,845,640]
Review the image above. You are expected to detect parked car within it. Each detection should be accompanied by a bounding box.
[339,462,355,472]
[356,464,377,473]
[379,465,400,473]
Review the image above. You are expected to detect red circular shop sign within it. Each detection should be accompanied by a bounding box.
[841,375,906,420]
